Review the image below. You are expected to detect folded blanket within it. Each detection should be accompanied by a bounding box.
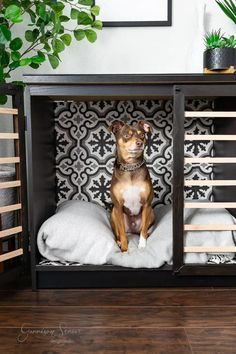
[37,200,236,268]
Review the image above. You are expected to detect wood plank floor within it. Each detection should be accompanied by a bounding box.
[1,280,236,353]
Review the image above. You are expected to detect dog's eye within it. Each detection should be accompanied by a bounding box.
[140,133,145,138]
[124,134,130,139]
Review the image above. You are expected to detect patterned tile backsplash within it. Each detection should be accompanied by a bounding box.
[55,99,214,207]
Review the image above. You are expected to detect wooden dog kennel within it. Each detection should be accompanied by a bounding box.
[23,74,236,289]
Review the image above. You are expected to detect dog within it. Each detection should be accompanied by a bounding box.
[108,120,155,252]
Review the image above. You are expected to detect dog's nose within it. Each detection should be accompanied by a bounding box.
[136,140,143,147]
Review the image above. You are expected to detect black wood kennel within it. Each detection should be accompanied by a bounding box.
[24,74,236,289]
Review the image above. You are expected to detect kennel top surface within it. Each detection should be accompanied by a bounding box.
[23,74,236,85]
[23,74,236,100]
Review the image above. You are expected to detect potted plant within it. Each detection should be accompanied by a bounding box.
[203,29,236,73]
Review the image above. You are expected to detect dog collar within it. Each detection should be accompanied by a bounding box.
[116,159,145,172]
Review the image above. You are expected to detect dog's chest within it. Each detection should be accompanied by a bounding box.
[122,185,145,215]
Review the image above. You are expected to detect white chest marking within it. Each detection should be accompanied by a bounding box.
[122,185,144,215]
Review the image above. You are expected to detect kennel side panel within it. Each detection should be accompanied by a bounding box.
[25,93,56,284]
[12,87,29,271]
[213,97,236,219]
[173,87,185,272]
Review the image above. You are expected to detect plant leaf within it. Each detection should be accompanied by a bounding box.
[19,58,31,66]
[74,29,85,41]
[30,62,40,69]
[60,33,72,46]
[0,24,11,43]
[52,38,65,53]
[93,20,103,30]
[11,51,21,61]
[51,2,65,13]
[9,60,20,70]
[5,5,22,23]
[48,54,59,69]
[85,29,97,43]
[216,0,236,24]
[78,0,94,5]
[31,55,45,64]
[60,15,70,22]
[28,9,36,23]
[44,42,51,52]
[36,3,47,21]
[70,8,79,20]
[77,11,93,25]
[9,37,23,51]
[0,50,10,67]
[91,5,100,16]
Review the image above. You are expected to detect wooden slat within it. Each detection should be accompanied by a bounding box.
[184,224,236,231]
[185,134,236,141]
[185,111,236,118]
[0,203,21,213]
[0,107,18,115]
[0,157,20,164]
[0,133,19,140]
[184,180,236,186]
[0,226,22,239]
[184,246,236,253]
[0,248,23,263]
[0,180,21,189]
[185,157,236,164]
[184,202,236,209]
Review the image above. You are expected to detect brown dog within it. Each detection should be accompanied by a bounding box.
[108,120,155,252]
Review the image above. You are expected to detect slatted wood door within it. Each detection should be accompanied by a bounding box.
[173,85,236,276]
[0,85,27,277]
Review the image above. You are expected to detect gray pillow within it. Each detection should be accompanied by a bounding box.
[37,200,118,265]
[37,200,236,268]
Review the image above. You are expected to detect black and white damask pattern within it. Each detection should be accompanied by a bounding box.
[54,99,214,207]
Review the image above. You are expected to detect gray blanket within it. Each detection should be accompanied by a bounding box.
[37,201,236,268]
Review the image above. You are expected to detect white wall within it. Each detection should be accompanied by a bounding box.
[1,0,235,157]
[12,0,236,80]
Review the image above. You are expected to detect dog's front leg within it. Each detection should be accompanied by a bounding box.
[138,204,155,249]
[111,206,128,252]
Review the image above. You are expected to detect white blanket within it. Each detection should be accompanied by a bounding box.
[37,201,236,268]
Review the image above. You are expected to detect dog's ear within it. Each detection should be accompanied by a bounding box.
[108,120,125,135]
[138,120,153,134]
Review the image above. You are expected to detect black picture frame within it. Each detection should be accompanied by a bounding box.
[95,0,172,27]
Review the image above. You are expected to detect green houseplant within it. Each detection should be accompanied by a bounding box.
[0,0,103,103]
[204,30,236,71]
[203,0,236,73]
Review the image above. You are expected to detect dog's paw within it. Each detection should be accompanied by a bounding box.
[138,235,146,250]
[121,241,128,252]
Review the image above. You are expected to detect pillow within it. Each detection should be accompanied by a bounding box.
[37,200,118,265]
[37,200,236,268]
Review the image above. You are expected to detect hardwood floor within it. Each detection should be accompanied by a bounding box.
[0,280,236,353]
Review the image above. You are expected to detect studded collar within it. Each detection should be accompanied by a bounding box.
[115,159,145,172]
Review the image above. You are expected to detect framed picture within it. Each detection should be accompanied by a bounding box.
[95,0,172,27]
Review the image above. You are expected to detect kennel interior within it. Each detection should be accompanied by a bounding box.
[24,75,236,289]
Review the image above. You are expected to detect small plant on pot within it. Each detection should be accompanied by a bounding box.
[203,29,236,73]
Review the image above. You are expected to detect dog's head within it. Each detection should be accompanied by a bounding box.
[108,120,153,162]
